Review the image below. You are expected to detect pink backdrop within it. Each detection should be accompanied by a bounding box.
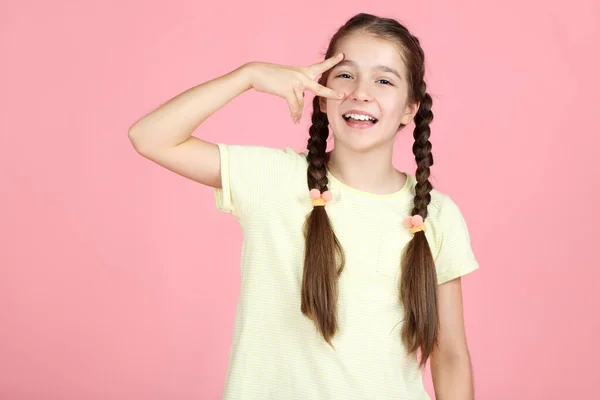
[2,1,599,399]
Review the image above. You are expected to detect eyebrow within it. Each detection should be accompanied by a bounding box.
[335,59,402,80]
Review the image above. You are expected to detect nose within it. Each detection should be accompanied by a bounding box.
[350,80,373,102]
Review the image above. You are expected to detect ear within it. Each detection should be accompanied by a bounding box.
[401,101,420,126]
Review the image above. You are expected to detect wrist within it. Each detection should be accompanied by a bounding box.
[234,62,258,91]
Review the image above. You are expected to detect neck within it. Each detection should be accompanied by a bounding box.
[326,142,406,195]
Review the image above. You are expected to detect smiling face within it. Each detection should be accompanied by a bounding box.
[320,33,419,152]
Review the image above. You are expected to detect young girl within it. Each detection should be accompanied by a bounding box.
[129,13,479,400]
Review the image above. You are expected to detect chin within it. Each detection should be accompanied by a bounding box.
[331,124,394,153]
[332,133,390,154]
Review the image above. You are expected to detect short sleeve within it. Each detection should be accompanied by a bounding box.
[213,143,296,222]
[432,195,480,285]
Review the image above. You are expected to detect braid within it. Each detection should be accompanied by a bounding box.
[400,78,439,368]
[411,81,434,219]
[301,94,344,347]
[306,95,330,191]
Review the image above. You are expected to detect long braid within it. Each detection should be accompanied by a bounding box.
[301,95,345,347]
[400,78,438,367]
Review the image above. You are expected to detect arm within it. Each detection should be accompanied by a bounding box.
[127,56,344,188]
[430,277,474,400]
[127,65,254,188]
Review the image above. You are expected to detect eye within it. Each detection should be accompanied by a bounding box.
[336,73,352,79]
[377,79,393,86]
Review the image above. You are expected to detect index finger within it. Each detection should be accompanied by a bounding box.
[308,53,344,77]
[305,79,344,100]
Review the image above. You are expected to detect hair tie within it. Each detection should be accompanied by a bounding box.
[309,189,332,207]
[404,214,427,234]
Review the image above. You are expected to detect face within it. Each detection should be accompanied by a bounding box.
[320,33,419,152]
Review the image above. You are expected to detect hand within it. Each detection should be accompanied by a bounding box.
[244,53,345,124]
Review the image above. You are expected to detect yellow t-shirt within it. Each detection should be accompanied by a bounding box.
[214,144,479,400]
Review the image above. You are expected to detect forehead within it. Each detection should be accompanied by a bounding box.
[334,33,406,72]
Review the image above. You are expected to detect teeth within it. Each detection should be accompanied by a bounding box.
[344,113,375,121]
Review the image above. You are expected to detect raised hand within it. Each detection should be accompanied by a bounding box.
[246,53,346,123]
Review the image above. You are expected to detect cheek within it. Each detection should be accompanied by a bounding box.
[380,93,407,115]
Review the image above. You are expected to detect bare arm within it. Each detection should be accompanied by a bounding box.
[127,65,253,188]
[127,54,345,189]
[431,277,475,400]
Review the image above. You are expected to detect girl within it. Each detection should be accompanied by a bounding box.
[129,13,479,400]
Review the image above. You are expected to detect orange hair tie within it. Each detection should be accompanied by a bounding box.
[309,189,332,207]
[404,214,427,234]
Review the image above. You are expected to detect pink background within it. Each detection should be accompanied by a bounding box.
[2,1,599,399]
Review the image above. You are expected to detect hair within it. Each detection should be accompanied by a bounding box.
[301,13,437,368]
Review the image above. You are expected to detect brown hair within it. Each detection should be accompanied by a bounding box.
[301,13,437,367]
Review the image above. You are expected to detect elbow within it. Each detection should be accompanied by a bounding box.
[128,125,149,155]
[432,346,471,368]
[127,123,181,157]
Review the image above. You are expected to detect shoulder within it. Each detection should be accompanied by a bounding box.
[217,143,308,177]
[421,183,477,268]
[403,174,456,216]
[429,188,467,236]
[403,176,460,219]
[429,188,458,219]
[403,176,470,240]
[218,143,305,162]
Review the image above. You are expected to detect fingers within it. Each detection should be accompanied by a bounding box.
[293,87,304,124]
[309,53,344,77]
[285,90,303,124]
[305,79,344,100]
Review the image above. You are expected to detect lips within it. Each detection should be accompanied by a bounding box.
[342,109,378,121]
[342,110,379,127]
